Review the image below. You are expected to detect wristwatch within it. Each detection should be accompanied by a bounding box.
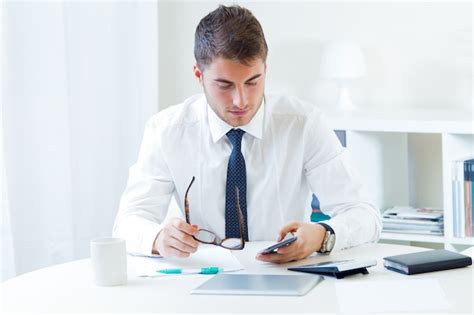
[317,222,336,254]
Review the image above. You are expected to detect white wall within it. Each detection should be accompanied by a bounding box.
[157,1,472,113]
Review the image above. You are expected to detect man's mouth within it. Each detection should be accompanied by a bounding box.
[229,109,249,117]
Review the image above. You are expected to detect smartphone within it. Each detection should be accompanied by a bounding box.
[258,234,298,255]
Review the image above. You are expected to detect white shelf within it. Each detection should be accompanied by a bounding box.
[326,109,473,134]
[380,232,445,244]
[328,109,473,250]
[381,233,474,246]
[446,237,474,246]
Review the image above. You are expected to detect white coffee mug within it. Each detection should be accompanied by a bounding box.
[90,237,127,286]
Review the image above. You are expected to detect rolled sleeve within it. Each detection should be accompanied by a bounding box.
[112,116,175,255]
[304,112,382,251]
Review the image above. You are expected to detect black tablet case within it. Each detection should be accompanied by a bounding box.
[383,249,472,275]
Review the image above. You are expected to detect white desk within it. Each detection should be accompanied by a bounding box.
[1,242,472,313]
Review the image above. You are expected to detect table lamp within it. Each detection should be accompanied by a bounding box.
[320,39,366,111]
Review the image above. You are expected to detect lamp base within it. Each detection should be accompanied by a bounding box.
[338,87,356,111]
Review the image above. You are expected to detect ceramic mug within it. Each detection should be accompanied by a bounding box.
[90,237,127,286]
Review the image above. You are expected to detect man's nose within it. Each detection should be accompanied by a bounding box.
[232,87,247,109]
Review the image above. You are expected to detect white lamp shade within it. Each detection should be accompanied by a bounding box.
[320,40,366,79]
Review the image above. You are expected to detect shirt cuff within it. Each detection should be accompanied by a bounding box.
[140,221,164,256]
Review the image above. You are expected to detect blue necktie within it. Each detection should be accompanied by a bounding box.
[225,129,249,241]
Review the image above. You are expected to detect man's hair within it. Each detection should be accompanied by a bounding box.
[194,5,268,69]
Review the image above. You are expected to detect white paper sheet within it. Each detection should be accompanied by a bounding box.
[335,279,451,313]
[132,244,244,277]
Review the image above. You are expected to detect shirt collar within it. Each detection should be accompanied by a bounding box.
[207,98,265,143]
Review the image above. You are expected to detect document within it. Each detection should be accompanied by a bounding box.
[335,279,450,313]
[132,244,244,277]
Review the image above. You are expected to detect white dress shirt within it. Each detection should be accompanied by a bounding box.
[113,93,382,255]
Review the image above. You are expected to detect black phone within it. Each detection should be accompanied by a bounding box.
[258,234,298,255]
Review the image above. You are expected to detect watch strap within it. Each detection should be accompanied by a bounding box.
[318,222,335,235]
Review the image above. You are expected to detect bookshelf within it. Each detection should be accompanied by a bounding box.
[326,109,474,251]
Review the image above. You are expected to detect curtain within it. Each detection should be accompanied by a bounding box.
[1,1,158,281]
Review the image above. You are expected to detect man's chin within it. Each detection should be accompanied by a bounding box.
[227,116,251,127]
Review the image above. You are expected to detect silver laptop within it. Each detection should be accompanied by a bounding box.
[191,274,323,296]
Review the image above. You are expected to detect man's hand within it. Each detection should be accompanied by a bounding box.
[256,221,326,264]
[152,218,200,258]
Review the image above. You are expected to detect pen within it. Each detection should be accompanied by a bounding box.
[157,267,223,275]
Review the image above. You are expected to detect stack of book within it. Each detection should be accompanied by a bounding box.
[382,206,444,236]
[452,158,474,237]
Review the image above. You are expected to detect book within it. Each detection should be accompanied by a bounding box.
[466,160,474,237]
[382,229,444,236]
[464,161,472,236]
[383,206,443,220]
[382,218,443,226]
[451,157,474,237]
[382,224,443,232]
[383,249,472,275]
[382,206,444,236]
[451,158,474,238]
[451,161,462,237]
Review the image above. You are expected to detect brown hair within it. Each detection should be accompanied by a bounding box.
[194,5,268,69]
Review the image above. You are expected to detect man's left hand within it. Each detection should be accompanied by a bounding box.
[255,221,326,264]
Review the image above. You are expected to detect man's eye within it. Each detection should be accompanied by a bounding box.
[218,84,232,90]
[246,82,257,86]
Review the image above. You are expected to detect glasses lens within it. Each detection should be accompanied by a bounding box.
[195,230,216,243]
[221,238,243,249]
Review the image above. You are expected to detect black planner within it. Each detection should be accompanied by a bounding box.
[383,249,472,275]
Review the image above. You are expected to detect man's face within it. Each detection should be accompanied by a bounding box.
[194,57,266,127]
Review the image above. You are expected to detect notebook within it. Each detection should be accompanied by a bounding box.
[191,274,323,296]
[383,249,472,275]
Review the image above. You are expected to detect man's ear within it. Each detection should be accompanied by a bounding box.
[193,63,203,83]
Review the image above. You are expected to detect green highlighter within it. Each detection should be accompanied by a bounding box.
[157,267,222,275]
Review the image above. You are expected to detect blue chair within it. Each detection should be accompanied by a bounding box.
[311,194,331,222]
[310,130,345,222]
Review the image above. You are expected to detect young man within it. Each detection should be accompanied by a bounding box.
[113,5,381,263]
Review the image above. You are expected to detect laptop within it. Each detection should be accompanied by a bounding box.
[191,273,323,296]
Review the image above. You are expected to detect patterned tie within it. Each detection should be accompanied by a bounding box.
[225,128,249,241]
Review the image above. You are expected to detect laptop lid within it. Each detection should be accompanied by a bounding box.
[191,274,323,296]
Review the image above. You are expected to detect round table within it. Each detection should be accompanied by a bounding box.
[1,242,472,313]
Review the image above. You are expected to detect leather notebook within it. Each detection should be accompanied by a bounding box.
[383,249,472,275]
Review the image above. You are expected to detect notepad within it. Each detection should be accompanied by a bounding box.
[132,245,244,277]
[191,274,323,296]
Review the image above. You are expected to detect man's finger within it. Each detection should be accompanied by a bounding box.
[172,218,198,235]
[169,227,200,248]
[274,241,298,255]
[166,245,190,258]
[256,252,296,264]
[168,236,198,254]
[277,221,300,241]
[159,241,190,258]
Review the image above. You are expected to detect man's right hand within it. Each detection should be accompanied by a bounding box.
[152,218,200,258]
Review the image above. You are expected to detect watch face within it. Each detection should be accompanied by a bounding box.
[326,234,336,251]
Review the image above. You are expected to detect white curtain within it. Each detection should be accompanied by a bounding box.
[1,1,158,281]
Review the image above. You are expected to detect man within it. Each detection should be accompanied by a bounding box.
[113,5,381,263]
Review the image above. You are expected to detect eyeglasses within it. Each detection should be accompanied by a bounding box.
[184,176,245,250]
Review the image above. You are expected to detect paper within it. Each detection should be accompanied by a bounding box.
[335,279,451,313]
[132,244,244,277]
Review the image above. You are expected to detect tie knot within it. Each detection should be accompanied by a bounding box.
[226,129,245,148]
